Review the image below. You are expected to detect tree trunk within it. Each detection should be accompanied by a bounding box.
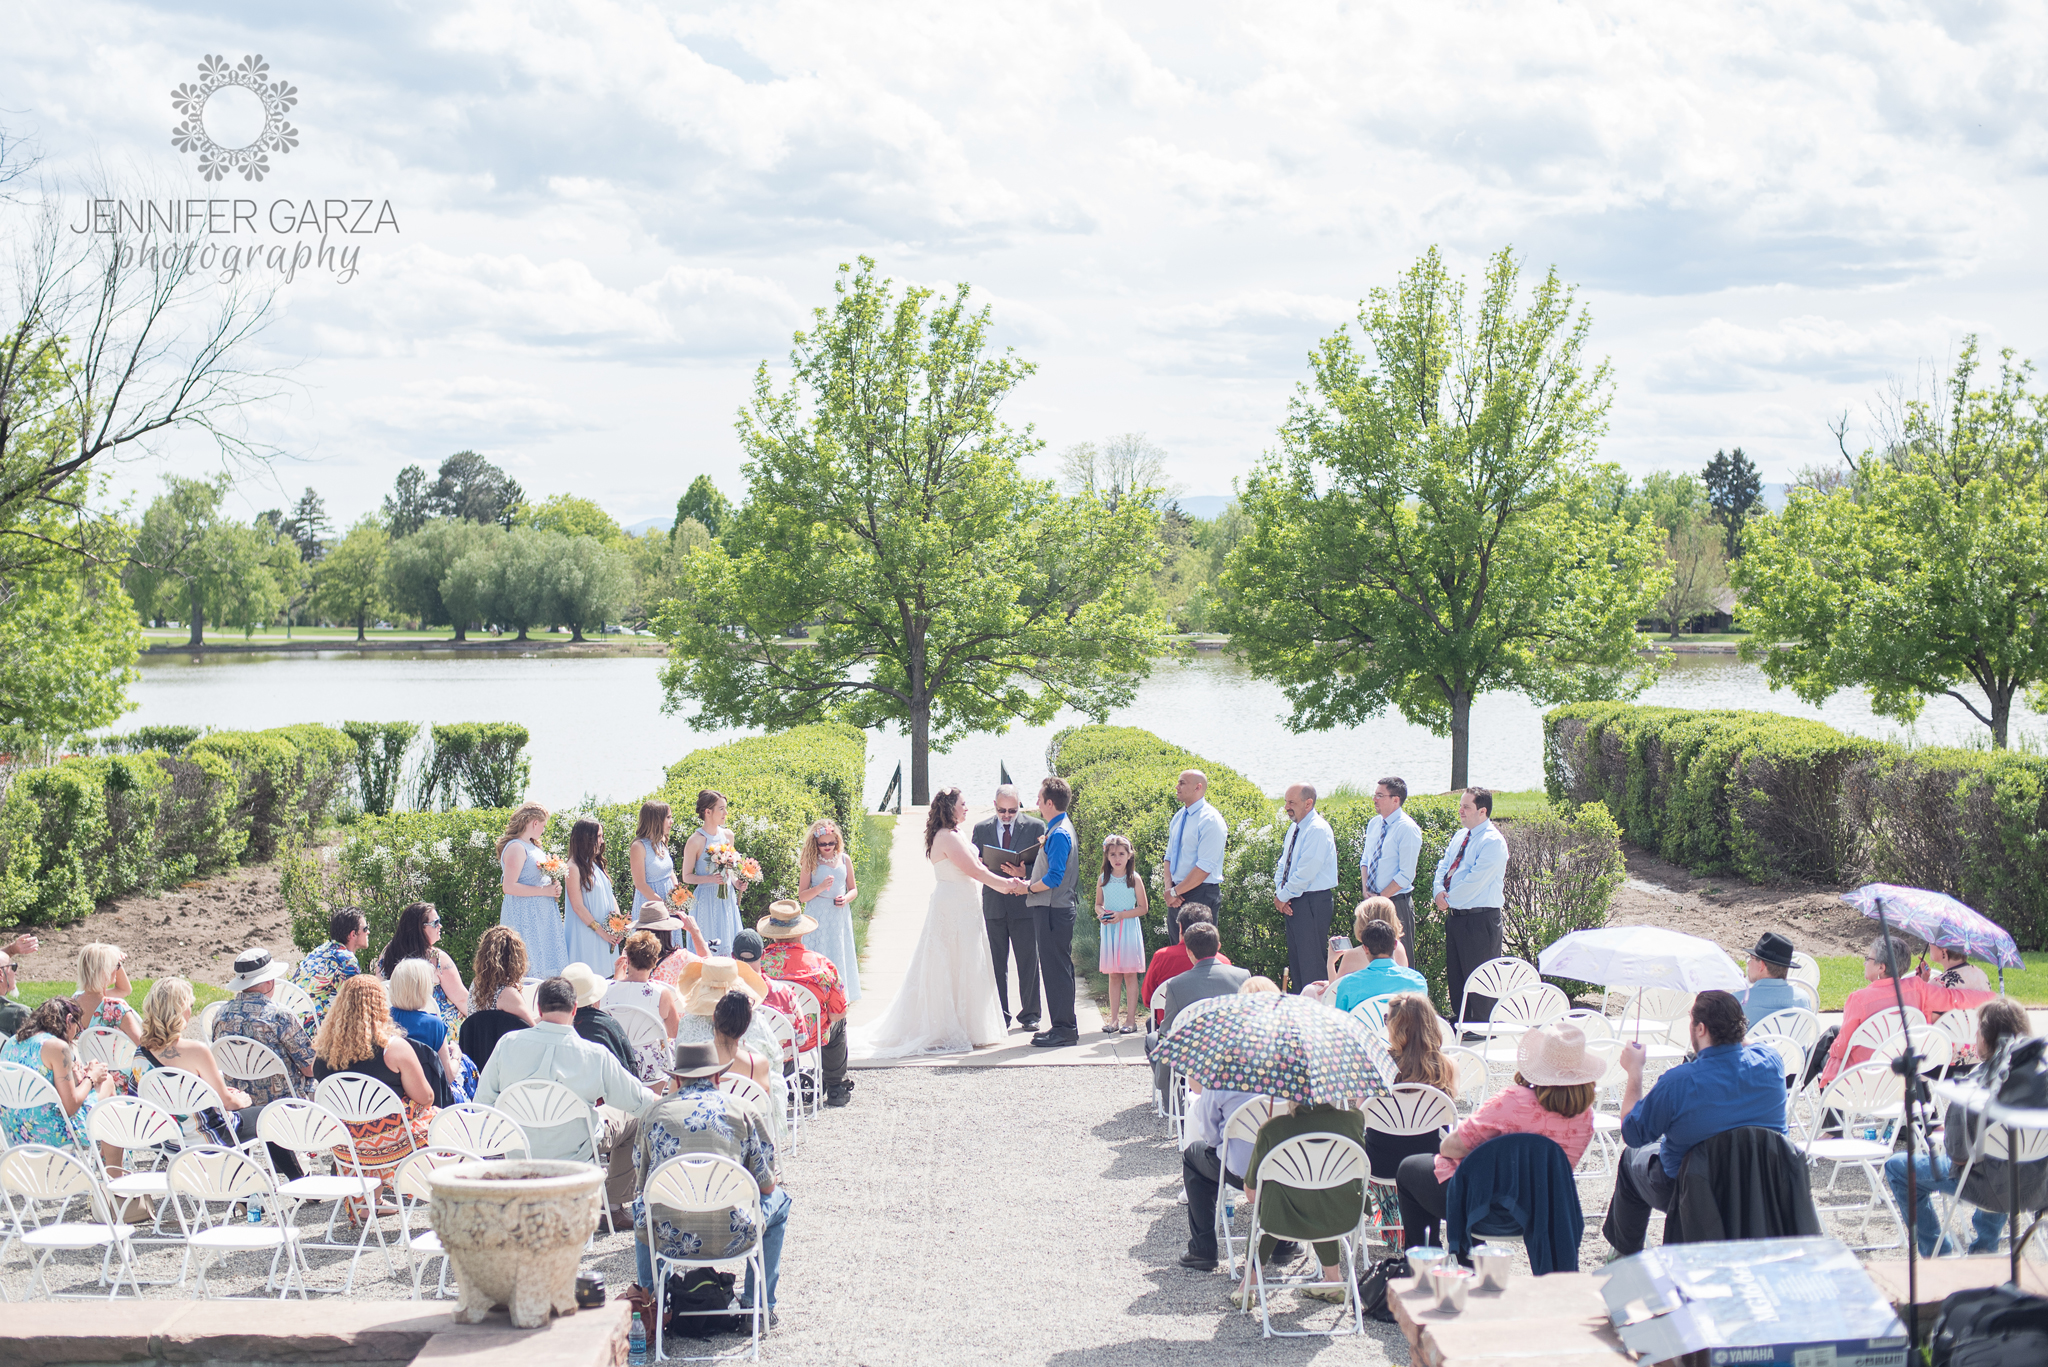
[355,612,367,643]
[1448,690,1472,792]
[187,582,205,647]
[516,626,529,642]
[453,621,467,642]
[910,701,931,806]
[570,621,585,642]
[1990,684,2012,749]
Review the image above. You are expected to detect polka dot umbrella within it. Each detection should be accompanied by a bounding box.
[1152,992,1395,1106]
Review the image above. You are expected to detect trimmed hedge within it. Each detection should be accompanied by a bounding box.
[190,724,357,862]
[421,723,532,810]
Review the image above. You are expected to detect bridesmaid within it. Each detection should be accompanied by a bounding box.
[496,803,567,980]
[796,819,861,1003]
[631,800,705,957]
[677,789,747,957]
[562,816,623,972]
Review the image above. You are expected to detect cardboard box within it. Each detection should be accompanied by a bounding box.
[1595,1237,1908,1367]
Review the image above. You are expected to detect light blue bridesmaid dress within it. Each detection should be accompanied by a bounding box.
[562,864,619,972]
[690,825,741,956]
[498,838,567,979]
[802,857,861,1002]
[636,837,681,952]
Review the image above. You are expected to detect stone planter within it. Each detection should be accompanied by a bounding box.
[429,1159,605,1328]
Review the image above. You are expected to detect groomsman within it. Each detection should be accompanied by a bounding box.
[1432,787,1510,1029]
[1160,769,1228,945]
[1272,783,1338,993]
[1357,776,1423,953]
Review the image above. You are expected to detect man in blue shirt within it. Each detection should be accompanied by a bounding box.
[1357,776,1423,955]
[1330,921,1428,1013]
[1600,989,1788,1255]
[1022,776,1082,1048]
[1732,932,1801,1020]
[1431,787,1510,1028]
[1273,783,1339,994]
[1161,769,1229,945]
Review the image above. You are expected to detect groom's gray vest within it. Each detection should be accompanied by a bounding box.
[1025,815,1081,912]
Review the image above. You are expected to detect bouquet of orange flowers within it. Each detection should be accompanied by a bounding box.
[607,910,629,936]
[705,840,761,900]
[537,853,565,879]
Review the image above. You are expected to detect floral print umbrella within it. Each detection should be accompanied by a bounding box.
[1842,883,2023,969]
[1153,992,1394,1106]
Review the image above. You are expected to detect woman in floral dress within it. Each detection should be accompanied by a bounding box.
[311,976,439,1205]
[2,998,118,1149]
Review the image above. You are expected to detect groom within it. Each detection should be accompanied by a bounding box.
[974,785,1046,1031]
[1017,776,1081,1049]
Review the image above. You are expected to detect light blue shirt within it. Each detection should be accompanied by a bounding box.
[1273,810,1338,902]
[1331,958,1430,1013]
[1357,809,1422,896]
[1166,797,1227,887]
[1733,976,1801,1020]
[1432,819,1509,910]
[474,1021,658,1161]
[1186,1087,1260,1179]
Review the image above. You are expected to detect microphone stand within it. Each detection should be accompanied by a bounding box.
[1873,898,1926,1355]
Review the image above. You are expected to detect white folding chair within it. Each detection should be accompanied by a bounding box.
[165,1145,311,1299]
[391,1146,476,1299]
[185,1000,225,1043]
[1789,951,1822,995]
[610,1004,672,1086]
[716,1073,775,1120]
[1749,1008,1822,1054]
[272,979,320,1028]
[1439,1044,1490,1114]
[1804,1061,1906,1250]
[755,1006,804,1152]
[1938,1122,2048,1256]
[1789,980,1820,1013]
[1842,1006,1928,1063]
[492,1080,612,1234]
[1477,985,1569,1066]
[213,1037,301,1103]
[1457,957,1539,1032]
[1758,1034,1810,1090]
[312,1072,422,1213]
[1359,1085,1456,1248]
[781,982,826,1118]
[1562,1008,1612,1041]
[1581,1039,1626,1174]
[1243,1133,1370,1338]
[256,1099,392,1291]
[1617,986,1693,1046]
[1869,1029,1952,1073]
[75,1027,138,1074]
[1214,1096,1277,1279]
[86,1095,184,1246]
[1934,1007,1982,1066]
[0,1061,71,1144]
[0,1144,143,1299]
[138,1067,243,1151]
[642,1155,767,1362]
[427,1102,530,1160]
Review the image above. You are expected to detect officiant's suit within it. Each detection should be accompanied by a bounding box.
[974,807,1046,1029]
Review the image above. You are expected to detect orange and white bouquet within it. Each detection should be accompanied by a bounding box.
[704,839,760,900]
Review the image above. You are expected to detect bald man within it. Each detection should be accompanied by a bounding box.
[1160,770,1229,945]
[1272,784,1338,993]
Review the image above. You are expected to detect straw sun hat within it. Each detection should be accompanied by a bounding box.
[1515,1022,1606,1087]
[675,956,770,1016]
[757,897,817,940]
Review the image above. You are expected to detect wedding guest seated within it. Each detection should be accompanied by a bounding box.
[606,931,683,1037]
[314,976,442,1198]
[1731,932,1801,1018]
[1178,978,1284,1271]
[1327,898,1410,989]
[131,977,249,1146]
[294,908,369,1019]
[674,956,788,1140]
[726,929,803,1031]
[640,901,705,994]
[563,962,638,1076]
[1140,906,1231,1021]
[631,1042,790,1325]
[476,975,659,1223]
[213,947,317,1177]
[710,988,776,1090]
[1886,997,2042,1255]
[377,902,470,1029]
[1329,921,1428,1013]
[1819,935,1996,1086]
[1,998,118,1152]
[1240,1097,1368,1305]
[1601,990,1787,1256]
[1151,923,1250,1094]
[390,958,471,1102]
[1396,1021,1600,1253]
[1930,941,1991,992]
[71,942,144,1052]
[459,926,533,1072]
[0,944,33,1038]
[1368,994,1460,1182]
[751,903,853,1107]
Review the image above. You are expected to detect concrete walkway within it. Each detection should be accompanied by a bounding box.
[849,805,1132,1069]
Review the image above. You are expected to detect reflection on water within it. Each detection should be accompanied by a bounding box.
[121,649,2042,806]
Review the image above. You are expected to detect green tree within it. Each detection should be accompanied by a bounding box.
[1704,446,1763,558]
[1650,513,1727,639]
[628,520,709,626]
[656,258,1172,803]
[126,476,289,646]
[383,519,500,638]
[383,465,433,536]
[1734,340,2048,747]
[1220,247,1665,789]
[543,533,632,640]
[0,507,140,757]
[313,518,391,641]
[427,451,524,528]
[281,487,330,562]
[442,526,557,641]
[674,475,733,541]
[1624,470,1712,536]
[519,492,627,547]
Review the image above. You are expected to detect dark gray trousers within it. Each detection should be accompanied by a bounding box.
[1038,905,1077,1032]
[985,907,1043,1026]
[1283,888,1335,994]
[1445,906,1503,1024]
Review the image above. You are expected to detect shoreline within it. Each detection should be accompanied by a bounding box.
[138,635,1738,659]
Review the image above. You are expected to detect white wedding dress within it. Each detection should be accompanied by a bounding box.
[857,854,1008,1059]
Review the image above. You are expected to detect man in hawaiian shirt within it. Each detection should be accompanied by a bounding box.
[748,904,852,1108]
[215,945,317,1178]
[293,909,369,1020]
[631,1041,789,1322]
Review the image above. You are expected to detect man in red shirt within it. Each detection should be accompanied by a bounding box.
[750,902,853,1108]
[1820,934,1996,1086]
[1140,905,1232,1021]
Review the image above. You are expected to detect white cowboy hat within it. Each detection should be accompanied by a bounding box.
[560,962,608,1009]
[226,947,289,993]
[1516,1022,1606,1087]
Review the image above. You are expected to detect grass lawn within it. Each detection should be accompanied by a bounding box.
[1812,953,2048,1010]
[850,813,896,957]
[15,978,231,1013]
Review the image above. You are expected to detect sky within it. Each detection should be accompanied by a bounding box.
[5,1,2046,529]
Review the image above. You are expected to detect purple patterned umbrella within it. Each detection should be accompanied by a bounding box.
[1842,883,2022,970]
[1152,992,1394,1106]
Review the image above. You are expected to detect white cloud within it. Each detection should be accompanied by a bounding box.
[1644,315,1951,393]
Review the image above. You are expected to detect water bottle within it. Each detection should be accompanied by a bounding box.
[1863,1124,1877,1144]
[246,1194,265,1225]
[629,1310,647,1366]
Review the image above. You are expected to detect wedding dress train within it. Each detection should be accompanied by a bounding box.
[856,855,1008,1059]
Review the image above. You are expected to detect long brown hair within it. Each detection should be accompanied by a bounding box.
[470,926,528,1017]
[495,803,548,857]
[569,816,605,893]
[636,800,672,843]
[1099,833,1136,889]
[1385,993,1456,1094]
[314,975,398,1067]
[694,789,726,822]
[925,788,965,855]
[16,996,82,1044]
[1516,1073,1597,1118]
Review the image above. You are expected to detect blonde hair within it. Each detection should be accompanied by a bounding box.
[78,943,123,994]
[138,977,194,1053]
[313,976,397,1068]
[495,803,549,857]
[388,957,436,1013]
[1353,897,1400,943]
[1239,976,1281,995]
[800,820,843,887]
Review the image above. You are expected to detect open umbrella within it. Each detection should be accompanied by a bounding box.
[1842,883,2022,988]
[1537,926,1745,993]
[1152,993,1393,1106]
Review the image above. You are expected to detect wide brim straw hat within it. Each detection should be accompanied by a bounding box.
[633,899,685,932]
[676,956,768,1016]
[1516,1022,1606,1087]
[561,962,608,1008]
[757,897,818,940]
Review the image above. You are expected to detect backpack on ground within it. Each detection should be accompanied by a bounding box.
[1930,1283,2048,1367]
[662,1267,746,1339]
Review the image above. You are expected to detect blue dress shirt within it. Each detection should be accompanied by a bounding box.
[1166,798,1228,887]
[1274,811,1338,902]
[1040,812,1073,888]
[1732,976,1800,1020]
[1432,820,1509,909]
[1331,958,1430,1013]
[1358,809,1423,896]
[1621,1041,1788,1178]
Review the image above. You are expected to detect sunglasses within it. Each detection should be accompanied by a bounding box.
[994,806,1020,816]
[816,841,839,850]
[425,917,443,928]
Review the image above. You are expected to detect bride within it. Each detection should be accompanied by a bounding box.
[858,787,1029,1059]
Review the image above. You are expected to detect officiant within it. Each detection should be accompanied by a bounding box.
[974,785,1046,1032]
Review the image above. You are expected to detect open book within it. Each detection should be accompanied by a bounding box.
[979,840,1040,874]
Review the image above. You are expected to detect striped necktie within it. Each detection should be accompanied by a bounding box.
[1366,819,1389,885]
[1281,823,1299,882]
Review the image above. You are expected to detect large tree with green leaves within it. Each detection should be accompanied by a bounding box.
[312,518,390,641]
[1220,246,1665,789]
[674,475,733,541]
[656,258,1172,803]
[125,475,292,646]
[383,518,500,637]
[1733,339,2048,747]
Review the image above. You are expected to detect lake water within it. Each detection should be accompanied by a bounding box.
[116,650,2045,808]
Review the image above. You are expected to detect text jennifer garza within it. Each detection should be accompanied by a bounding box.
[69,198,401,285]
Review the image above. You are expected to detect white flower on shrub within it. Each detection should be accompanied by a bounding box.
[468,829,490,848]
[370,845,390,863]
[432,838,452,860]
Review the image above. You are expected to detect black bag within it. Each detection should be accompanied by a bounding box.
[662,1268,745,1339]
[1930,1283,2048,1367]
[1357,1255,1409,1325]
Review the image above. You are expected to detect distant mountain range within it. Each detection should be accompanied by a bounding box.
[1176,495,1233,518]
[622,516,669,537]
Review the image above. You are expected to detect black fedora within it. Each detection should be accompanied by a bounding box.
[1749,932,1795,969]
